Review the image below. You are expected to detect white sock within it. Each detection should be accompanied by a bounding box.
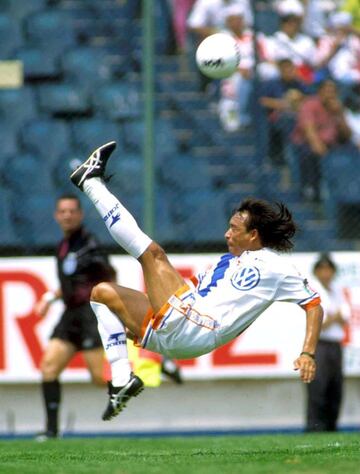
[83,177,152,259]
[90,301,132,387]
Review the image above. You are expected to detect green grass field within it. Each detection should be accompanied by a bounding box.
[0,433,359,474]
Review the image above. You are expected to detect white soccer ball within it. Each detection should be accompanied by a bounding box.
[195,33,240,80]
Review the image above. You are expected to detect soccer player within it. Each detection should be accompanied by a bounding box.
[70,142,323,420]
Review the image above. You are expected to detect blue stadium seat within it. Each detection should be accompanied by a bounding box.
[20,119,72,164]
[3,0,45,21]
[2,153,55,195]
[0,121,18,158]
[107,153,143,194]
[159,153,212,191]
[0,189,21,246]
[123,118,178,159]
[0,13,22,58]
[11,192,61,247]
[51,154,84,195]
[93,82,142,120]
[38,84,90,116]
[25,9,76,54]
[0,87,36,126]
[15,47,60,80]
[70,118,123,154]
[62,47,112,91]
[162,188,228,243]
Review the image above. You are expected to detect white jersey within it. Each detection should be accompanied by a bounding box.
[194,248,320,346]
[142,248,320,359]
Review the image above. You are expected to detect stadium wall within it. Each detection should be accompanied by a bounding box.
[0,253,360,435]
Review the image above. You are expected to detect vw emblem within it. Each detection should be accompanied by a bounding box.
[231,266,260,291]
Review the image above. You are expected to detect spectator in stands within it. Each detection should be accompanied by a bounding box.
[259,57,309,167]
[344,86,360,150]
[264,1,318,84]
[306,253,349,432]
[316,12,360,86]
[187,0,253,90]
[301,0,337,39]
[292,79,351,202]
[169,0,196,52]
[218,4,255,131]
[187,0,252,41]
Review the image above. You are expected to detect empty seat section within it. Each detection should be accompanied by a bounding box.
[71,118,123,154]
[15,47,60,80]
[25,9,77,54]
[93,82,142,120]
[0,13,22,58]
[62,47,112,91]
[20,119,72,164]
[37,83,90,116]
[0,87,36,126]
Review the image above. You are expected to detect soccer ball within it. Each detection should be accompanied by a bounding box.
[195,33,240,80]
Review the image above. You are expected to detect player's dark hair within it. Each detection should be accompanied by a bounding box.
[235,198,297,251]
[56,194,82,209]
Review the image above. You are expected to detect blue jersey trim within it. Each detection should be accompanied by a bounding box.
[198,253,234,297]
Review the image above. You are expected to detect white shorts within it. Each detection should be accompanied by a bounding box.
[140,285,219,359]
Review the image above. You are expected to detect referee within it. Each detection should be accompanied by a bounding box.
[34,194,116,440]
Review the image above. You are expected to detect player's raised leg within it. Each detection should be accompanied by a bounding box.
[70,142,186,311]
[70,142,186,419]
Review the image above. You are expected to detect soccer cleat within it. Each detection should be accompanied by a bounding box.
[161,358,183,385]
[102,374,144,421]
[34,430,58,442]
[70,141,117,190]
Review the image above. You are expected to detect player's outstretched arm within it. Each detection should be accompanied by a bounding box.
[293,304,323,383]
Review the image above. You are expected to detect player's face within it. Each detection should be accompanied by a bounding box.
[55,198,83,235]
[225,212,259,255]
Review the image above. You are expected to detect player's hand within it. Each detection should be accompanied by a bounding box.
[293,353,316,384]
[34,298,51,318]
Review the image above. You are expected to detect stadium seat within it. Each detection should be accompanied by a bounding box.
[51,154,84,195]
[24,9,77,54]
[62,47,112,91]
[159,153,212,191]
[2,152,55,195]
[10,192,61,247]
[20,119,72,164]
[0,87,36,126]
[162,188,228,243]
[107,153,143,194]
[93,82,142,120]
[0,121,18,158]
[0,13,22,58]
[0,189,21,246]
[70,118,124,154]
[3,0,45,21]
[15,47,60,80]
[37,83,90,116]
[123,118,178,158]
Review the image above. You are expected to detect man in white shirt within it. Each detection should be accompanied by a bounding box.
[306,254,349,432]
[69,141,323,421]
[263,3,318,83]
[187,0,252,40]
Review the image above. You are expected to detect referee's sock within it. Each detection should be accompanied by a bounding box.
[83,177,152,259]
[90,301,132,387]
[42,380,60,435]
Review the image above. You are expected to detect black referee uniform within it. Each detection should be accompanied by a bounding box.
[52,226,115,349]
[41,226,115,438]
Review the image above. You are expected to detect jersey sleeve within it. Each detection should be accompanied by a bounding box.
[276,273,321,310]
